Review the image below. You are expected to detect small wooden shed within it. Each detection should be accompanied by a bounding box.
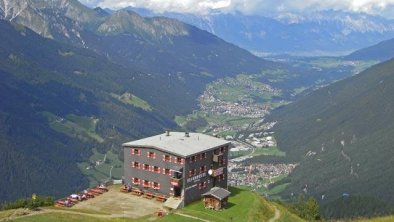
[202,187,231,210]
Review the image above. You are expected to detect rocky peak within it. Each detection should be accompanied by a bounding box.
[97,10,189,37]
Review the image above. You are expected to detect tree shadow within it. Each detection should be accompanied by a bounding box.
[229,186,242,197]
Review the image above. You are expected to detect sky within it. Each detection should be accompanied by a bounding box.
[80,0,394,18]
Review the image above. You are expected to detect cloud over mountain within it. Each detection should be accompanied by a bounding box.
[80,0,394,18]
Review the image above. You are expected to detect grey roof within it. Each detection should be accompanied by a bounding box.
[202,187,231,200]
[122,132,230,157]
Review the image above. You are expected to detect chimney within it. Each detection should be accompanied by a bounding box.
[185,132,190,137]
[165,130,170,136]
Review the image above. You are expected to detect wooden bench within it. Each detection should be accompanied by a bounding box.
[155,194,167,202]
[144,192,154,199]
[131,188,143,196]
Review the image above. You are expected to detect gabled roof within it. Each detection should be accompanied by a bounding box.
[202,187,231,201]
[122,132,230,157]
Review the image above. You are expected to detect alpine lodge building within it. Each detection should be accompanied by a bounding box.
[123,131,230,207]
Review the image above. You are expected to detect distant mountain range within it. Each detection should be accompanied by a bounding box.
[267,55,394,218]
[0,0,281,202]
[0,0,280,115]
[123,7,394,56]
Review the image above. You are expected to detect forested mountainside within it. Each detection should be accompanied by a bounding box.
[0,20,177,201]
[268,59,394,218]
[0,0,277,116]
[345,37,394,61]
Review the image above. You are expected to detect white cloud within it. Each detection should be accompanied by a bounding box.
[79,0,394,17]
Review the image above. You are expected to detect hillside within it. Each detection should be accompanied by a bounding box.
[0,0,278,116]
[268,59,394,218]
[0,186,304,222]
[0,20,177,202]
[345,38,394,61]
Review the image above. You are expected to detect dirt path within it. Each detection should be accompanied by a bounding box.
[268,206,281,222]
[175,212,211,222]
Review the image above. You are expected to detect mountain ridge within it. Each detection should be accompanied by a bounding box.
[345,37,394,61]
[123,7,394,56]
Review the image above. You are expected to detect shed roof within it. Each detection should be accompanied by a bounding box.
[202,187,231,201]
[122,132,230,157]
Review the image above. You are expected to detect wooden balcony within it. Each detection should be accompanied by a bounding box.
[213,153,223,162]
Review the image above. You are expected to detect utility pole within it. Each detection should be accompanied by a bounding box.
[109,165,114,180]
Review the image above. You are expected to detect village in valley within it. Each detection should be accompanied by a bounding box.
[174,74,297,198]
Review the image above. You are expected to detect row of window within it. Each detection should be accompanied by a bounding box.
[214,146,227,155]
[130,146,227,164]
[187,158,227,177]
[188,165,208,177]
[131,162,172,175]
[132,178,160,189]
[130,148,184,164]
[196,175,226,189]
[217,174,225,181]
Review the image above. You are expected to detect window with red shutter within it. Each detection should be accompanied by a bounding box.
[132,178,140,184]
[132,162,140,168]
[153,182,160,189]
[147,151,155,158]
[163,154,171,162]
[143,180,150,187]
[132,148,141,155]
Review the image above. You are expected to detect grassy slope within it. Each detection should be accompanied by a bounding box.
[356,216,394,222]
[78,149,124,187]
[3,188,303,222]
[160,187,302,222]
